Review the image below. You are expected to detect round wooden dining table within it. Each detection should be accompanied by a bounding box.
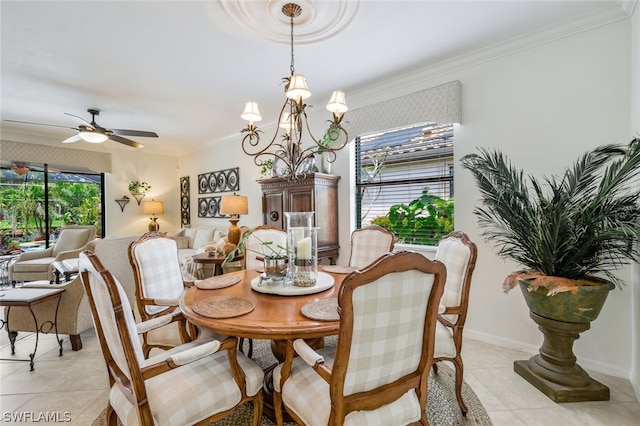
[180,269,342,345]
[180,268,344,420]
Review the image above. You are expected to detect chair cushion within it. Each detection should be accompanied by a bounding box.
[435,238,471,310]
[11,257,56,272]
[111,349,264,426]
[274,347,422,426]
[434,321,456,358]
[52,228,91,256]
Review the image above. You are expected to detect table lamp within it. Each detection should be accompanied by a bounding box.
[142,200,164,232]
[220,194,248,245]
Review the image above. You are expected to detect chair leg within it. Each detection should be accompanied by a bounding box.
[8,331,17,354]
[274,389,284,426]
[69,334,83,351]
[252,394,264,426]
[106,405,118,426]
[452,355,468,416]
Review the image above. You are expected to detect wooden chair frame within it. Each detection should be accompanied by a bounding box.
[348,225,396,269]
[275,251,445,426]
[80,252,263,426]
[433,230,478,416]
[128,231,192,356]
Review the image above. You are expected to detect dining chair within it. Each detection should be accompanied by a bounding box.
[128,232,194,357]
[347,225,395,269]
[433,231,478,416]
[79,251,264,426]
[244,225,288,270]
[273,251,445,426]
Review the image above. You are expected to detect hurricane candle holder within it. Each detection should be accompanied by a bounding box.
[284,212,318,287]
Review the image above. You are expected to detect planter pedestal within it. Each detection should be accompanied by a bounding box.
[514,311,609,402]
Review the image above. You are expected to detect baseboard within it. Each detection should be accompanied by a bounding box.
[464,328,630,379]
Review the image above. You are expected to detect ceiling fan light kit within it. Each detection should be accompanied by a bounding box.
[4,108,158,149]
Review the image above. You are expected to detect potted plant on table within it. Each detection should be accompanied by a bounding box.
[224,231,289,280]
[460,138,640,403]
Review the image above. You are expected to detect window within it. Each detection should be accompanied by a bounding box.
[0,162,104,252]
[355,122,454,246]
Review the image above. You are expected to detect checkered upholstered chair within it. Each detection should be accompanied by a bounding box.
[433,231,478,416]
[273,251,445,426]
[244,225,288,270]
[347,225,395,269]
[79,252,264,426]
[128,232,194,357]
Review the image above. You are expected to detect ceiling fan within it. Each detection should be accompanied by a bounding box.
[4,108,158,148]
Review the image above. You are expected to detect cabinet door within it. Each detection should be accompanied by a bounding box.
[263,192,284,229]
[287,186,313,216]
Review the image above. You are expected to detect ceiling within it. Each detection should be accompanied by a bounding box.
[0,0,630,157]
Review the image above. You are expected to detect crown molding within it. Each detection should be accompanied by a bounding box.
[347,3,632,110]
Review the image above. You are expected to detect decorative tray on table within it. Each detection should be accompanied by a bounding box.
[250,272,334,296]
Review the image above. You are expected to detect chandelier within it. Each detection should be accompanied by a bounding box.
[240,3,349,180]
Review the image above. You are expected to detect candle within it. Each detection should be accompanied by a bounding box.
[297,237,312,260]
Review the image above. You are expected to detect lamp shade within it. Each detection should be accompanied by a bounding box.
[286,74,311,101]
[241,101,262,123]
[220,194,248,216]
[326,90,348,114]
[143,200,164,215]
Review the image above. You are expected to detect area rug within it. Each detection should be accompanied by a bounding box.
[92,337,492,425]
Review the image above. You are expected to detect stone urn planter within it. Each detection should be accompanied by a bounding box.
[513,279,615,402]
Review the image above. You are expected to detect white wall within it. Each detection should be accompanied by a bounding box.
[181,18,635,380]
[104,148,182,237]
[629,2,640,400]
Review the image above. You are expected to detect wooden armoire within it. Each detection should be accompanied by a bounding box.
[259,173,340,264]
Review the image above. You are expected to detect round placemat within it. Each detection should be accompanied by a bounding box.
[193,296,254,319]
[195,274,241,290]
[323,265,358,274]
[301,298,340,321]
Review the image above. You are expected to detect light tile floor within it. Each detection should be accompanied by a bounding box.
[1,328,639,425]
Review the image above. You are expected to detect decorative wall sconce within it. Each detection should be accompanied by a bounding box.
[115,196,131,212]
[129,180,151,205]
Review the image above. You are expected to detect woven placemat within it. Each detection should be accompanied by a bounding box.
[301,298,340,321]
[322,265,358,274]
[195,274,241,290]
[193,296,254,319]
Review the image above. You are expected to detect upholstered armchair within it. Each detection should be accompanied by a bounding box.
[348,225,395,269]
[433,231,478,416]
[9,225,96,284]
[273,251,445,426]
[79,251,264,426]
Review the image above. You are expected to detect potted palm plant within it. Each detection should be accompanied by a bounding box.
[460,138,640,403]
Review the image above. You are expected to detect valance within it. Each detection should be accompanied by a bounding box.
[0,140,111,173]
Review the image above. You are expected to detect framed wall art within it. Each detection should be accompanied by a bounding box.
[197,167,239,194]
[197,196,228,218]
[180,176,190,226]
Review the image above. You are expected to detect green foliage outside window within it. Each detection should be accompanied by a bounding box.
[371,190,454,246]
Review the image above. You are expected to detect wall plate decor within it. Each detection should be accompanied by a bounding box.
[180,176,190,226]
[197,167,239,194]
[197,196,228,218]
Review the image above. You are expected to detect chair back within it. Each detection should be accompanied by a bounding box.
[348,225,395,269]
[52,225,96,256]
[79,252,146,397]
[129,232,185,318]
[245,225,287,270]
[332,251,445,421]
[434,231,478,324]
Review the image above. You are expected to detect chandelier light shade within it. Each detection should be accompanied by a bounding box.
[220,194,249,245]
[142,200,164,232]
[240,2,349,180]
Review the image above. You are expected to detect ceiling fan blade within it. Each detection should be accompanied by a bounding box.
[110,134,144,148]
[64,112,94,129]
[110,128,158,138]
[4,119,77,131]
[62,135,82,144]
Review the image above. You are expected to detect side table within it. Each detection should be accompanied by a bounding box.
[0,254,20,287]
[0,287,65,371]
[191,253,244,278]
